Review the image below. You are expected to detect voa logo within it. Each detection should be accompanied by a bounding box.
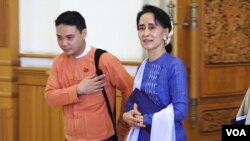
[226,129,246,136]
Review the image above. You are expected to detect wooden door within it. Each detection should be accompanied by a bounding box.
[0,0,19,141]
[176,0,250,140]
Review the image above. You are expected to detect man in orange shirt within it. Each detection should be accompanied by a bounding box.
[44,11,133,141]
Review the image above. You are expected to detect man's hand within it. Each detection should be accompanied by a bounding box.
[76,74,105,95]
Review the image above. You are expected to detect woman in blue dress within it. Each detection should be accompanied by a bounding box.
[123,5,188,141]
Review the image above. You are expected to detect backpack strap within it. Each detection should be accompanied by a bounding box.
[95,49,107,75]
[94,49,118,139]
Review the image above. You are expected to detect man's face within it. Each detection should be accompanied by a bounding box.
[56,24,87,57]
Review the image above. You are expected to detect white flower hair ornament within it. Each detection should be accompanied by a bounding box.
[164,22,174,45]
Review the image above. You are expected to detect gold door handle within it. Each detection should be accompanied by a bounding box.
[182,21,190,28]
[181,1,198,29]
[167,0,176,24]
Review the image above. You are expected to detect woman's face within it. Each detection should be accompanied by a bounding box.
[138,13,167,51]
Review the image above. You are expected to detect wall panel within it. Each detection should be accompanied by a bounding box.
[0,98,17,141]
[202,66,250,97]
[0,0,7,47]
[17,67,64,141]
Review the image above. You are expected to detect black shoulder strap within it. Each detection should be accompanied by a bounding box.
[94,49,118,139]
[94,48,107,76]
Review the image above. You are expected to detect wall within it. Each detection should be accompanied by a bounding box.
[19,0,177,76]
[19,0,144,70]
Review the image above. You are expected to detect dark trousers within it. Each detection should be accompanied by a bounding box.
[103,134,118,141]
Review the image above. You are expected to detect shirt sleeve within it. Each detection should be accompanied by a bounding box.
[101,53,133,136]
[44,56,80,107]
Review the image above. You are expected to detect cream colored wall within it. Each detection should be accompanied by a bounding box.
[19,0,143,61]
[19,0,177,76]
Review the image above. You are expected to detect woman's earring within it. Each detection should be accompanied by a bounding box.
[163,36,168,44]
[163,37,167,41]
[165,30,174,45]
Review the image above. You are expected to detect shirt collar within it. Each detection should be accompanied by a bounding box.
[75,43,92,59]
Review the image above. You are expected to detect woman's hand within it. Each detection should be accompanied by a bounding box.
[123,103,146,128]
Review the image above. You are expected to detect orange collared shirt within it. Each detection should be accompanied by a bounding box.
[45,47,133,141]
